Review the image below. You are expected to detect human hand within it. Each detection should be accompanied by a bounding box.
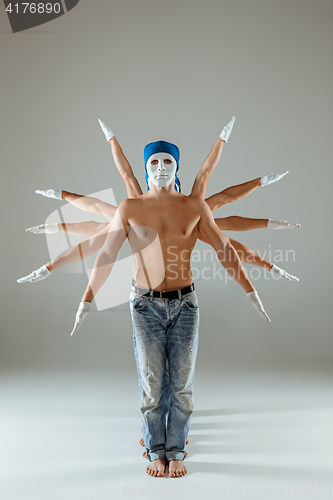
[17,264,51,283]
[70,302,91,336]
[247,290,271,322]
[268,219,300,229]
[35,189,62,200]
[219,116,236,143]
[98,118,115,142]
[269,264,299,282]
[26,223,59,234]
[261,171,289,187]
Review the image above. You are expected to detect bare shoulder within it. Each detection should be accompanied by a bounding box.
[117,197,142,213]
[186,194,210,214]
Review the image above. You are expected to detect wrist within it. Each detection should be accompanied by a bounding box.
[82,291,93,303]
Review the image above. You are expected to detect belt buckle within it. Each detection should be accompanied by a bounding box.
[159,291,163,298]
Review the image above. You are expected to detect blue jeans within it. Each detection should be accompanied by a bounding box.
[130,286,199,462]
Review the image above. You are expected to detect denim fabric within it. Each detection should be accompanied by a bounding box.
[130,286,199,462]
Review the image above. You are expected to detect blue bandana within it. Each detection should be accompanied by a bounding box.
[144,140,181,192]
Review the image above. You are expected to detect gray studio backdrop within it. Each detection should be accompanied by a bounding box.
[1,0,332,374]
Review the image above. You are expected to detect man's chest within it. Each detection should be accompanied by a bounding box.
[128,203,199,235]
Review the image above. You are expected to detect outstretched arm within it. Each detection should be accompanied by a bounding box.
[214,216,300,232]
[190,116,235,199]
[214,216,269,231]
[190,137,225,198]
[17,223,112,284]
[36,189,117,221]
[109,137,143,198]
[196,196,271,322]
[70,202,129,336]
[62,190,117,220]
[198,231,299,282]
[205,170,290,213]
[205,178,261,212]
[196,196,254,294]
[46,222,111,272]
[26,221,109,237]
[98,119,143,198]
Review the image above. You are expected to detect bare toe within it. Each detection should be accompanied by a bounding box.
[146,459,165,477]
[140,437,145,447]
[169,460,187,478]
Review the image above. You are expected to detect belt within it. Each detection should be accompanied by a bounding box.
[131,278,195,299]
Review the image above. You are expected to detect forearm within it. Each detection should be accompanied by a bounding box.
[46,224,110,271]
[214,216,269,231]
[62,191,116,220]
[222,178,261,200]
[81,250,117,302]
[190,138,224,198]
[213,237,255,293]
[201,137,225,174]
[205,178,261,212]
[58,221,109,236]
[228,238,272,269]
[79,202,128,303]
[109,137,142,198]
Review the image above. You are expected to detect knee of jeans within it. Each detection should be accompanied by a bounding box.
[140,390,164,411]
[173,392,194,414]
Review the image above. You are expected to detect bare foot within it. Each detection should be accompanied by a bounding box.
[146,459,166,477]
[168,460,187,477]
[143,450,188,459]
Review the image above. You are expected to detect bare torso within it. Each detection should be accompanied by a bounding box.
[124,192,201,291]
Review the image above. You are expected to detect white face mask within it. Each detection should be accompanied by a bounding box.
[146,153,177,189]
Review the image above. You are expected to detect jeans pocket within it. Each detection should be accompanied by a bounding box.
[183,291,199,311]
[130,291,148,311]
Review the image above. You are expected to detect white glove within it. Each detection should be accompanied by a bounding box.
[247,291,271,322]
[219,116,236,143]
[268,219,300,229]
[269,264,299,282]
[35,189,62,200]
[70,302,91,336]
[261,171,289,187]
[17,264,51,283]
[98,118,114,142]
[26,223,59,234]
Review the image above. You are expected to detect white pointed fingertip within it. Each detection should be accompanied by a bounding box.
[263,311,271,322]
[71,321,82,336]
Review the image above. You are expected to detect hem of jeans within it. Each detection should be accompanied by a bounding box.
[148,449,166,462]
[165,451,186,462]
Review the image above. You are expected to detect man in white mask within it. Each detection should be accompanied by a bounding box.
[65,135,270,478]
